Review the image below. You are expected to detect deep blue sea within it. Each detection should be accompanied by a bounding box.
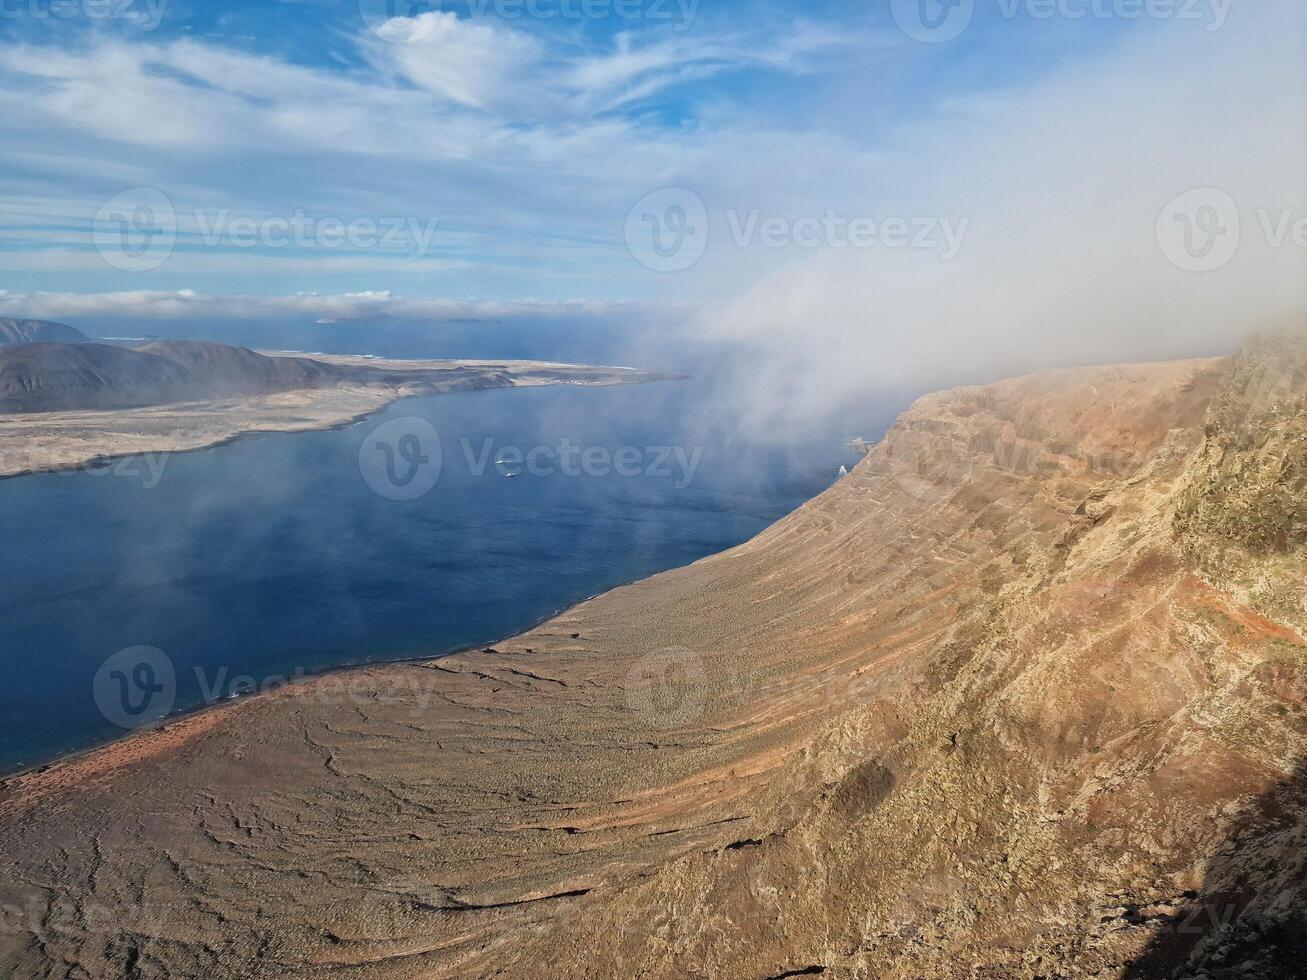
[0,318,899,774]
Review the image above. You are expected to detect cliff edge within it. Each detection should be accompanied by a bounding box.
[1,327,1303,979]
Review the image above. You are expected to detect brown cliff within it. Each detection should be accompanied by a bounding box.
[1,328,1303,979]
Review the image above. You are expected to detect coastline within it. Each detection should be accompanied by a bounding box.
[0,356,687,781]
[0,354,1220,783]
[6,347,1306,978]
[0,354,681,481]
[0,388,392,483]
[0,581,622,785]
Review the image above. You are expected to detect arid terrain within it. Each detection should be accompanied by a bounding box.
[0,329,1303,979]
[0,344,674,478]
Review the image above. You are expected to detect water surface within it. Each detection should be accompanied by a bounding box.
[0,372,865,773]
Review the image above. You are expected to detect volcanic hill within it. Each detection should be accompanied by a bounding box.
[0,318,90,346]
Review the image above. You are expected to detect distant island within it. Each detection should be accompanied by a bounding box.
[0,320,680,478]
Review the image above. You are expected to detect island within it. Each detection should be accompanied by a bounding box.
[0,321,680,478]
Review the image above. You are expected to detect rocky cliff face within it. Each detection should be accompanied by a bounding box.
[0,329,1302,979]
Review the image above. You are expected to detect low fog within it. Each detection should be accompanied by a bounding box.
[690,3,1305,437]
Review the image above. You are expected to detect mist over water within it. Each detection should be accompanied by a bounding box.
[0,317,895,774]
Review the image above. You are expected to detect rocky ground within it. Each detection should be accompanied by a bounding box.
[0,328,1302,979]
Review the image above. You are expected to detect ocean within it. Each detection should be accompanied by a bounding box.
[0,319,892,773]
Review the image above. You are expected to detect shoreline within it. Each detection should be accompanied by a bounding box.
[0,354,683,481]
[0,580,626,784]
[0,396,386,483]
[5,344,1300,978]
[0,358,684,782]
[0,351,1221,782]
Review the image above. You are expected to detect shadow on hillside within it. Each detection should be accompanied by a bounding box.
[1123,757,1307,980]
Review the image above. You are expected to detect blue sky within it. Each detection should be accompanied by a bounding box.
[0,0,1293,335]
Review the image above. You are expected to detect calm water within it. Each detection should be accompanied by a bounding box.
[0,331,880,773]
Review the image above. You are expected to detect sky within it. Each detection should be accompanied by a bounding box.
[0,0,1302,402]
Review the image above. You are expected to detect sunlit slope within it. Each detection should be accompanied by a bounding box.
[1,328,1303,979]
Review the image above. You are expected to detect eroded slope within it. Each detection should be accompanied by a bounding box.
[0,332,1303,979]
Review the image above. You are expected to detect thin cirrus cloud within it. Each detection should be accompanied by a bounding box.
[364,12,853,115]
[0,10,867,300]
[3,0,1297,384]
[0,18,858,159]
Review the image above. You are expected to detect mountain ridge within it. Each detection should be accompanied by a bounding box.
[0,340,345,412]
[0,317,90,346]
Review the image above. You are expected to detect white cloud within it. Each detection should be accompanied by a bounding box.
[697,3,1307,434]
[1,1,1296,404]
[0,16,878,301]
[370,12,545,111]
[0,288,668,321]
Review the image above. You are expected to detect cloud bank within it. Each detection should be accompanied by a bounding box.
[698,2,1306,433]
[0,2,1301,423]
[0,289,663,322]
